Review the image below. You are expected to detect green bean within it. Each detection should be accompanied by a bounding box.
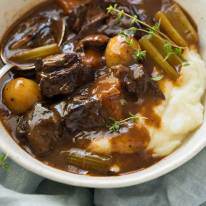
[155,4,198,47]
[139,35,179,79]
[155,11,187,47]
[10,43,60,62]
[150,34,183,67]
[67,149,113,173]
[167,4,197,44]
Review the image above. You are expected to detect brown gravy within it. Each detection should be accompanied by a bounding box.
[0,0,194,176]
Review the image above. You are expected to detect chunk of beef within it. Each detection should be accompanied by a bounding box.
[67,5,88,33]
[98,0,161,39]
[52,75,122,133]
[36,53,78,73]
[77,11,108,39]
[53,87,106,133]
[40,63,93,98]
[103,0,159,24]
[36,53,94,97]
[57,0,92,33]
[16,104,62,156]
[91,75,123,120]
[64,96,106,133]
[112,64,165,99]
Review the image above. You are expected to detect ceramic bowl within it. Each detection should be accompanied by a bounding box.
[0,0,205,188]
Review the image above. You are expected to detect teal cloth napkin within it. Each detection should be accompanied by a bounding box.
[1,148,206,206]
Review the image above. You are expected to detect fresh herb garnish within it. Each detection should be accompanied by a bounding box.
[134,49,146,62]
[148,22,161,35]
[107,4,118,15]
[107,4,177,45]
[151,74,164,81]
[108,120,121,133]
[107,4,155,32]
[182,62,190,67]
[0,154,9,171]
[116,9,126,22]
[163,41,183,61]
[118,28,146,62]
[107,4,188,74]
[107,113,143,133]
[119,30,134,46]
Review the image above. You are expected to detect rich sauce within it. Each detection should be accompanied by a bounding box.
[0,0,190,176]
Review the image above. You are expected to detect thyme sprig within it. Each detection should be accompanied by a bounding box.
[182,62,190,67]
[107,4,157,33]
[118,28,146,62]
[119,25,182,55]
[0,154,9,171]
[119,30,135,46]
[149,22,161,35]
[134,49,146,62]
[163,42,183,61]
[107,113,143,133]
[151,74,164,81]
[107,4,184,49]
[118,26,183,64]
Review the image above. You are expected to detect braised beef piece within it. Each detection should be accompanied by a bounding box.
[51,75,122,133]
[36,53,94,98]
[17,77,122,155]
[91,75,123,120]
[77,11,108,39]
[57,0,117,38]
[57,0,97,34]
[66,5,88,33]
[39,64,93,98]
[112,64,165,99]
[59,96,106,133]
[95,1,145,38]
[36,53,78,73]
[16,104,62,156]
[58,0,148,41]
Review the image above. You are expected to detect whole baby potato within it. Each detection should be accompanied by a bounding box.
[105,35,140,67]
[3,78,40,114]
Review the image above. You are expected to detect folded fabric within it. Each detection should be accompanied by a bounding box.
[1,148,206,206]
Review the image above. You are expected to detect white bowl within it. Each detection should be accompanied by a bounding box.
[0,0,206,188]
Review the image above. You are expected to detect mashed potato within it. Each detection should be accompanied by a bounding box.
[148,50,206,156]
[88,50,206,157]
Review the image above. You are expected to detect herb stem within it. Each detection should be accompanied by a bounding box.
[107,5,185,49]
[107,113,145,133]
[128,27,185,49]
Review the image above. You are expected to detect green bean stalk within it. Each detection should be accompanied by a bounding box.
[67,149,113,174]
